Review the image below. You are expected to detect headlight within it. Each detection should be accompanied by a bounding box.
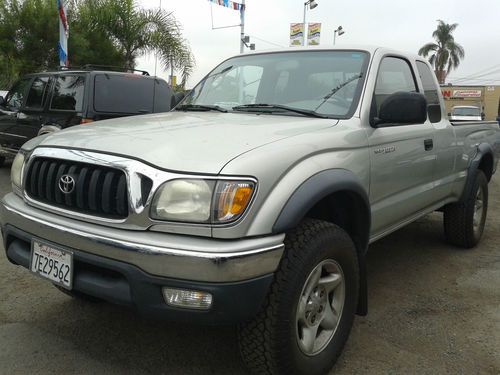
[151,179,255,224]
[11,152,25,188]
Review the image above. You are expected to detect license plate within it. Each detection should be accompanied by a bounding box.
[30,240,73,290]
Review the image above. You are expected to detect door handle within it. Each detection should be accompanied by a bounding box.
[424,139,433,151]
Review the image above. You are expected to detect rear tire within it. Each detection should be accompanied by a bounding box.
[238,219,359,375]
[444,170,488,248]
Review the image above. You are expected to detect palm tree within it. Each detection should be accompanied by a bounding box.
[419,20,464,84]
[81,0,195,86]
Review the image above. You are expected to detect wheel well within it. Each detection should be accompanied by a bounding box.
[304,191,370,254]
[478,153,493,181]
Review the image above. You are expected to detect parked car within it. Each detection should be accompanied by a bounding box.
[2,47,500,375]
[0,66,177,166]
[448,105,484,121]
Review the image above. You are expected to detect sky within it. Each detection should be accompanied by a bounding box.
[138,0,500,88]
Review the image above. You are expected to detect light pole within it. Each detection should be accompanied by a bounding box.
[302,0,318,46]
[334,26,345,45]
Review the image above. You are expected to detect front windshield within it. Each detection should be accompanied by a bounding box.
[182,50,369,118]
[452,107,481,117]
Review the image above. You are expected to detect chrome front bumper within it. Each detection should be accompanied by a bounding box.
[0,193,285,283]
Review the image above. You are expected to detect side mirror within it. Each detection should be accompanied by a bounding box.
[448,112,451,117]
[428,104,442,123]
[171,92,186,109]
[374,92,427,127]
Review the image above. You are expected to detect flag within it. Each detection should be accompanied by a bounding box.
[208,0,245,11]
[57,0,69,67]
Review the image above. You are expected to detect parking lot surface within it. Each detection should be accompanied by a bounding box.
[0,162,499,374]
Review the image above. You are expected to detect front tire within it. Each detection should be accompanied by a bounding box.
[444,170,488,248]
[238,219,359,375]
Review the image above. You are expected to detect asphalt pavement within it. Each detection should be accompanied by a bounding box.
[0,162,499,374]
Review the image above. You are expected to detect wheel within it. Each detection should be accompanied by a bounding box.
[54,285,102,303]
[0,156,5,167]
[238,219,359,375]
[444,170,488,248]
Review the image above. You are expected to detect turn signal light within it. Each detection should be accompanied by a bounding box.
[80,118,94,124]
[215,181,255,222]
[163,288,213,310]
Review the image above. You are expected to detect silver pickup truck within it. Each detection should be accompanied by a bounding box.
[2,46,499,375]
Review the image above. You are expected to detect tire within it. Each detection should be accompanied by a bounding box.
[238,219,359,375]
[54,285,102,303]
[0,156,5,168]
[444,170,488,248]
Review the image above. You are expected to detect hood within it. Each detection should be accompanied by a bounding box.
[35,111,338,174]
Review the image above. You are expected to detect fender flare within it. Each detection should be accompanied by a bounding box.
[272,169,371,315]
[461,143,493,201]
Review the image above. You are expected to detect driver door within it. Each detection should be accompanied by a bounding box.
[367,56,436,238]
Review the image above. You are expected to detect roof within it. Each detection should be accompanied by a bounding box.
[237,45,423,61]
[21,69,161,80]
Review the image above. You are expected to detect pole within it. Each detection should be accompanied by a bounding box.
[302,2,306,46]
[334,31,336,45]
[240,0,246,53]
[58,0,69,67]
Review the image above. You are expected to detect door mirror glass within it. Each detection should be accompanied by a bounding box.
[374,92,427,127]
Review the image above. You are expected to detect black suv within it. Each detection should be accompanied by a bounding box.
[0,67,176,165]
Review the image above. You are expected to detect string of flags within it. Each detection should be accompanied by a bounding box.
[208,0,245,11]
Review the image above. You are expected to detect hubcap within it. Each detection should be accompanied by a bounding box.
[473,186,484,235]
[295,259,345,356]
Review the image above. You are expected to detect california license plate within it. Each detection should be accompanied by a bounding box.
[30,240,73,290]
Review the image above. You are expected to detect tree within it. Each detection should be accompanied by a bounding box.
[82,0,195,86]
[0,0,194,89]
[419,20,465,84]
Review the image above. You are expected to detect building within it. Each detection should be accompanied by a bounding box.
[440,85,500,121]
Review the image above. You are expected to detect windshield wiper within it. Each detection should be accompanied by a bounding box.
[232,104,328,118]
[176,104,228,113]
[315,73,363,111]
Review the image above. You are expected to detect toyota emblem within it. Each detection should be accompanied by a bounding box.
[59,175,75,194]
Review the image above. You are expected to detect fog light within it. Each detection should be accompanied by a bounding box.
[163,288,213,310]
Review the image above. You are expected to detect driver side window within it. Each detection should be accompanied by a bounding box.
[4,78,31,110]
[373,57,417,117]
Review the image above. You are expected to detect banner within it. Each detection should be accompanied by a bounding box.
[290,23,304,47]
[208,0,245,11]
[308,23,321,46]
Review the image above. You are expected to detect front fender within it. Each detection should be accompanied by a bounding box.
[273,169,370,244]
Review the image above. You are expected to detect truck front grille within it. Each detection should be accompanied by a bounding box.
[25,157,129,219]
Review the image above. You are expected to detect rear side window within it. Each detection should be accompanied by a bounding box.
[51,75,86,111]
[25,77,50,109]
[94,74,155,114]
[416,61,441,123]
